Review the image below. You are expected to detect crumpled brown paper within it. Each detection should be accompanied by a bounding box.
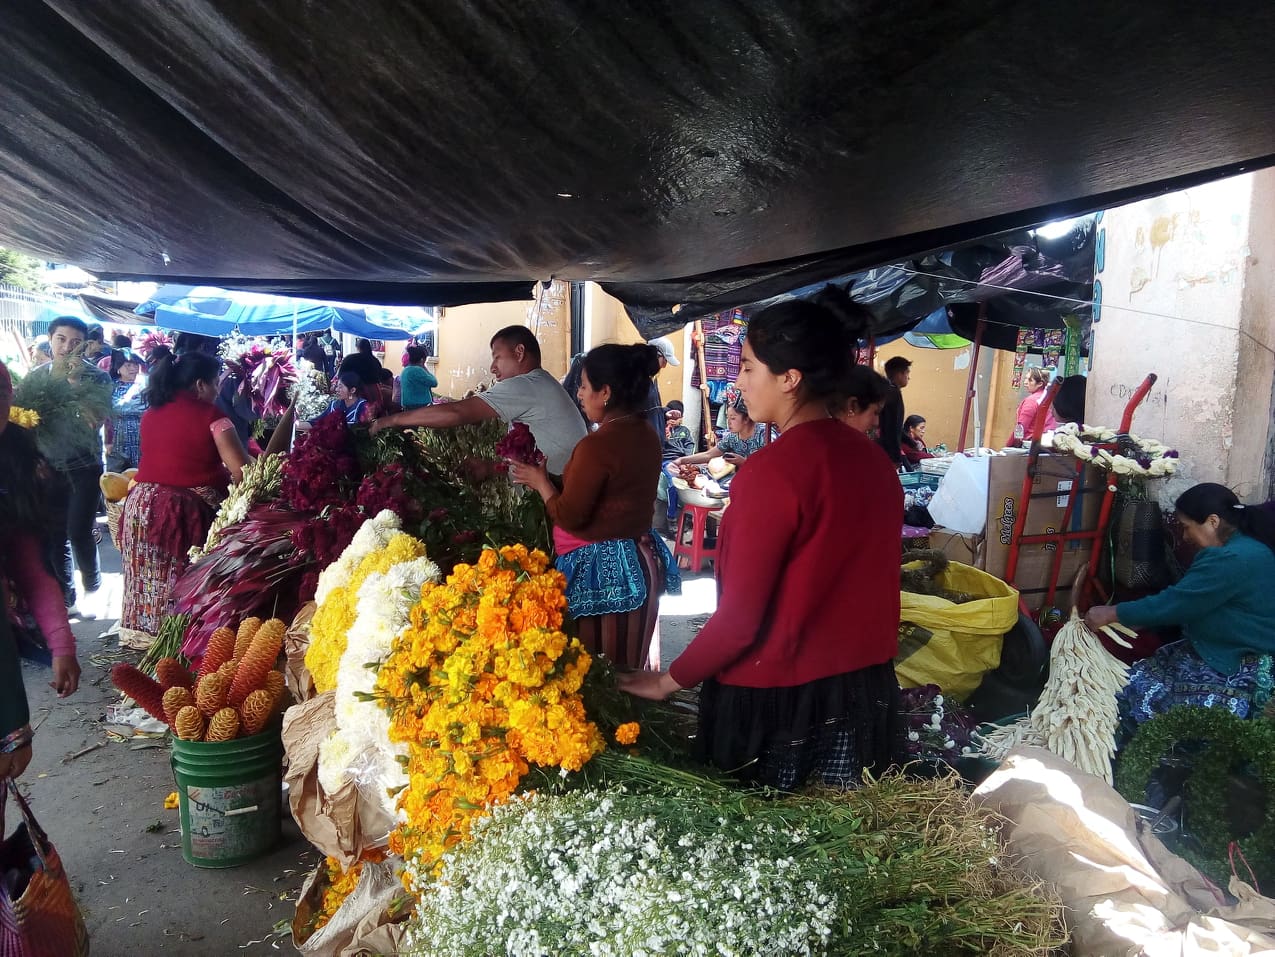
[282,693,361,866]
[973,746,1275,956]
[285,601,317,702]
[291,857,407,957]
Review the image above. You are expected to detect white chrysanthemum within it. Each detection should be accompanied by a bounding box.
[401,790,838,956]
[326,547,440,819]
[314,509,402,604]
[317,729,358,794]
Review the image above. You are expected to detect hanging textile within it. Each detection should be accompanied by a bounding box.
[690,310,748,389]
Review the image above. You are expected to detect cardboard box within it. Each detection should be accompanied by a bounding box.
[929,527,984,568]
[931,454,1105,610]
[981,454,1103,580]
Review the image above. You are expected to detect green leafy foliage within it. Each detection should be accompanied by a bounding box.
[12,359,112,467]
[0,247,45,291]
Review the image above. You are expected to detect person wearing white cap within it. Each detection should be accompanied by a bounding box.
[644,337,679,436]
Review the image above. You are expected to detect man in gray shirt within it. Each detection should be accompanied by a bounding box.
[26,315,113,614]
[370,325,586,474]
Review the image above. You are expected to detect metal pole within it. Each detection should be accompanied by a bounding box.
[956,304,986,452]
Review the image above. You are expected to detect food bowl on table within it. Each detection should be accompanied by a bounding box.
[672,477,728,509]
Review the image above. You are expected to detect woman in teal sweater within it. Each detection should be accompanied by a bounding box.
[1086,483,1275,730]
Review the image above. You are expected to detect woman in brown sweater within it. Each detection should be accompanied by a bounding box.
[510,343,680,669]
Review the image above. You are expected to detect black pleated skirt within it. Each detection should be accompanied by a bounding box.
[696,661,904,791]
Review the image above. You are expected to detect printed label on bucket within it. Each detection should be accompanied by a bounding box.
[185,779,280,860]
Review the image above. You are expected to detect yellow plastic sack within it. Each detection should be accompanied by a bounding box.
[895,560,1020,700]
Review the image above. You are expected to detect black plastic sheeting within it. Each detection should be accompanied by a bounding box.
[2,2,1275,337]
[734,217,1096,347]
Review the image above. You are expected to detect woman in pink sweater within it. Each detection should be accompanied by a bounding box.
[1,360,80,779]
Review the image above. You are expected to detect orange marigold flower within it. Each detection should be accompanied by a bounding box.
[615,722,640,745]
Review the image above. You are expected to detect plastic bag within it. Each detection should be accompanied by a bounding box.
[927,454,991,534]
[895,560,1020,699]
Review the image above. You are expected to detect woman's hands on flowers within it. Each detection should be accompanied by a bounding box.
[617,669,683,701]
[508,460,554,499]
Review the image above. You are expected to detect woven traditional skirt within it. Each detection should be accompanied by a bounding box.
[1117,639,1272,740]
[555,533,681,670]
[118,482,221,649]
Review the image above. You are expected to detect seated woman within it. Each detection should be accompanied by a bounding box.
[619,296,903,790]
[510,343,680,671]
[832,365,891,434]
[119,348,251,650]
[1086,483,1275,735]
[900,414,935,467]
[663,397,763,528]
[400,344,438,410]
[308,370,371,427]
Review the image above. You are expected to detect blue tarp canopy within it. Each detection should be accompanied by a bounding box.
[134,286,436,340]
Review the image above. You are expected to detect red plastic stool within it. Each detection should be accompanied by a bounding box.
[673,503,720,572]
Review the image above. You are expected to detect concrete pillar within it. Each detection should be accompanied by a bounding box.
[1087,170,1275,504]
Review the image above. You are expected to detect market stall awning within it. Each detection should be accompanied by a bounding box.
[1,3,1273,335]
[134,286,437,340]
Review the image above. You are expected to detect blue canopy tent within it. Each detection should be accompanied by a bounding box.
[134,285,436,340]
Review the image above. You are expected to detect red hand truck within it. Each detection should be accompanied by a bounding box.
[1003,373,1158,619]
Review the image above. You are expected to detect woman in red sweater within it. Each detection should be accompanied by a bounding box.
[510,343,680,670]
[620,300,904,789]
[118,347,251,649]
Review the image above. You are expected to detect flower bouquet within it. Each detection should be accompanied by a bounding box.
[220,334,299,419]
[899,683,976,765]
[375,544,603,879]
[1051,423,1179,479]
[11,358,112,468]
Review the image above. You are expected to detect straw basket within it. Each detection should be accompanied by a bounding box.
[106,498,126,550]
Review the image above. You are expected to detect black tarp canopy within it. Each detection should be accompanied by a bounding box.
[2,2,1274,336]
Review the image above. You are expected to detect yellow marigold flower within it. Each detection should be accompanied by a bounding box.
[615,722,640,746]
[8,406,40,428]
[375,545,600,872]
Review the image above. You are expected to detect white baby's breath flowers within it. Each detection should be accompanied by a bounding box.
[401,789,838,956]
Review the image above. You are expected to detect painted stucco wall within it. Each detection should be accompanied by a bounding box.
[1087,172,1271,501]
[434,284,572,397]
[875,341,989,451]
[583,283,684,403]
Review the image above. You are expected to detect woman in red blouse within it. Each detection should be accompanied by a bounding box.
[620,299,904,790]
[118,347,251,649]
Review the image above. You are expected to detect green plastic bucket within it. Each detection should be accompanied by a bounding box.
[170,727,283,868]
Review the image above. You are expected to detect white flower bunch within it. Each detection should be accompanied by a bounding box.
[314,509,401,605]
[402,790,838,957]
[1050,423,1178,478]
[291,364,331,420]
[320,554,441,814]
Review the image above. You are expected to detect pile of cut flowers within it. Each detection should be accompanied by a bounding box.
[173,413,551,658]
[291,539,1067,956]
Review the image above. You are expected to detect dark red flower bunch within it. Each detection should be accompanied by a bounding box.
[355,464,420,522]
[280,412,358,512]
[495,422,546,467]
[289,503,366,600]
